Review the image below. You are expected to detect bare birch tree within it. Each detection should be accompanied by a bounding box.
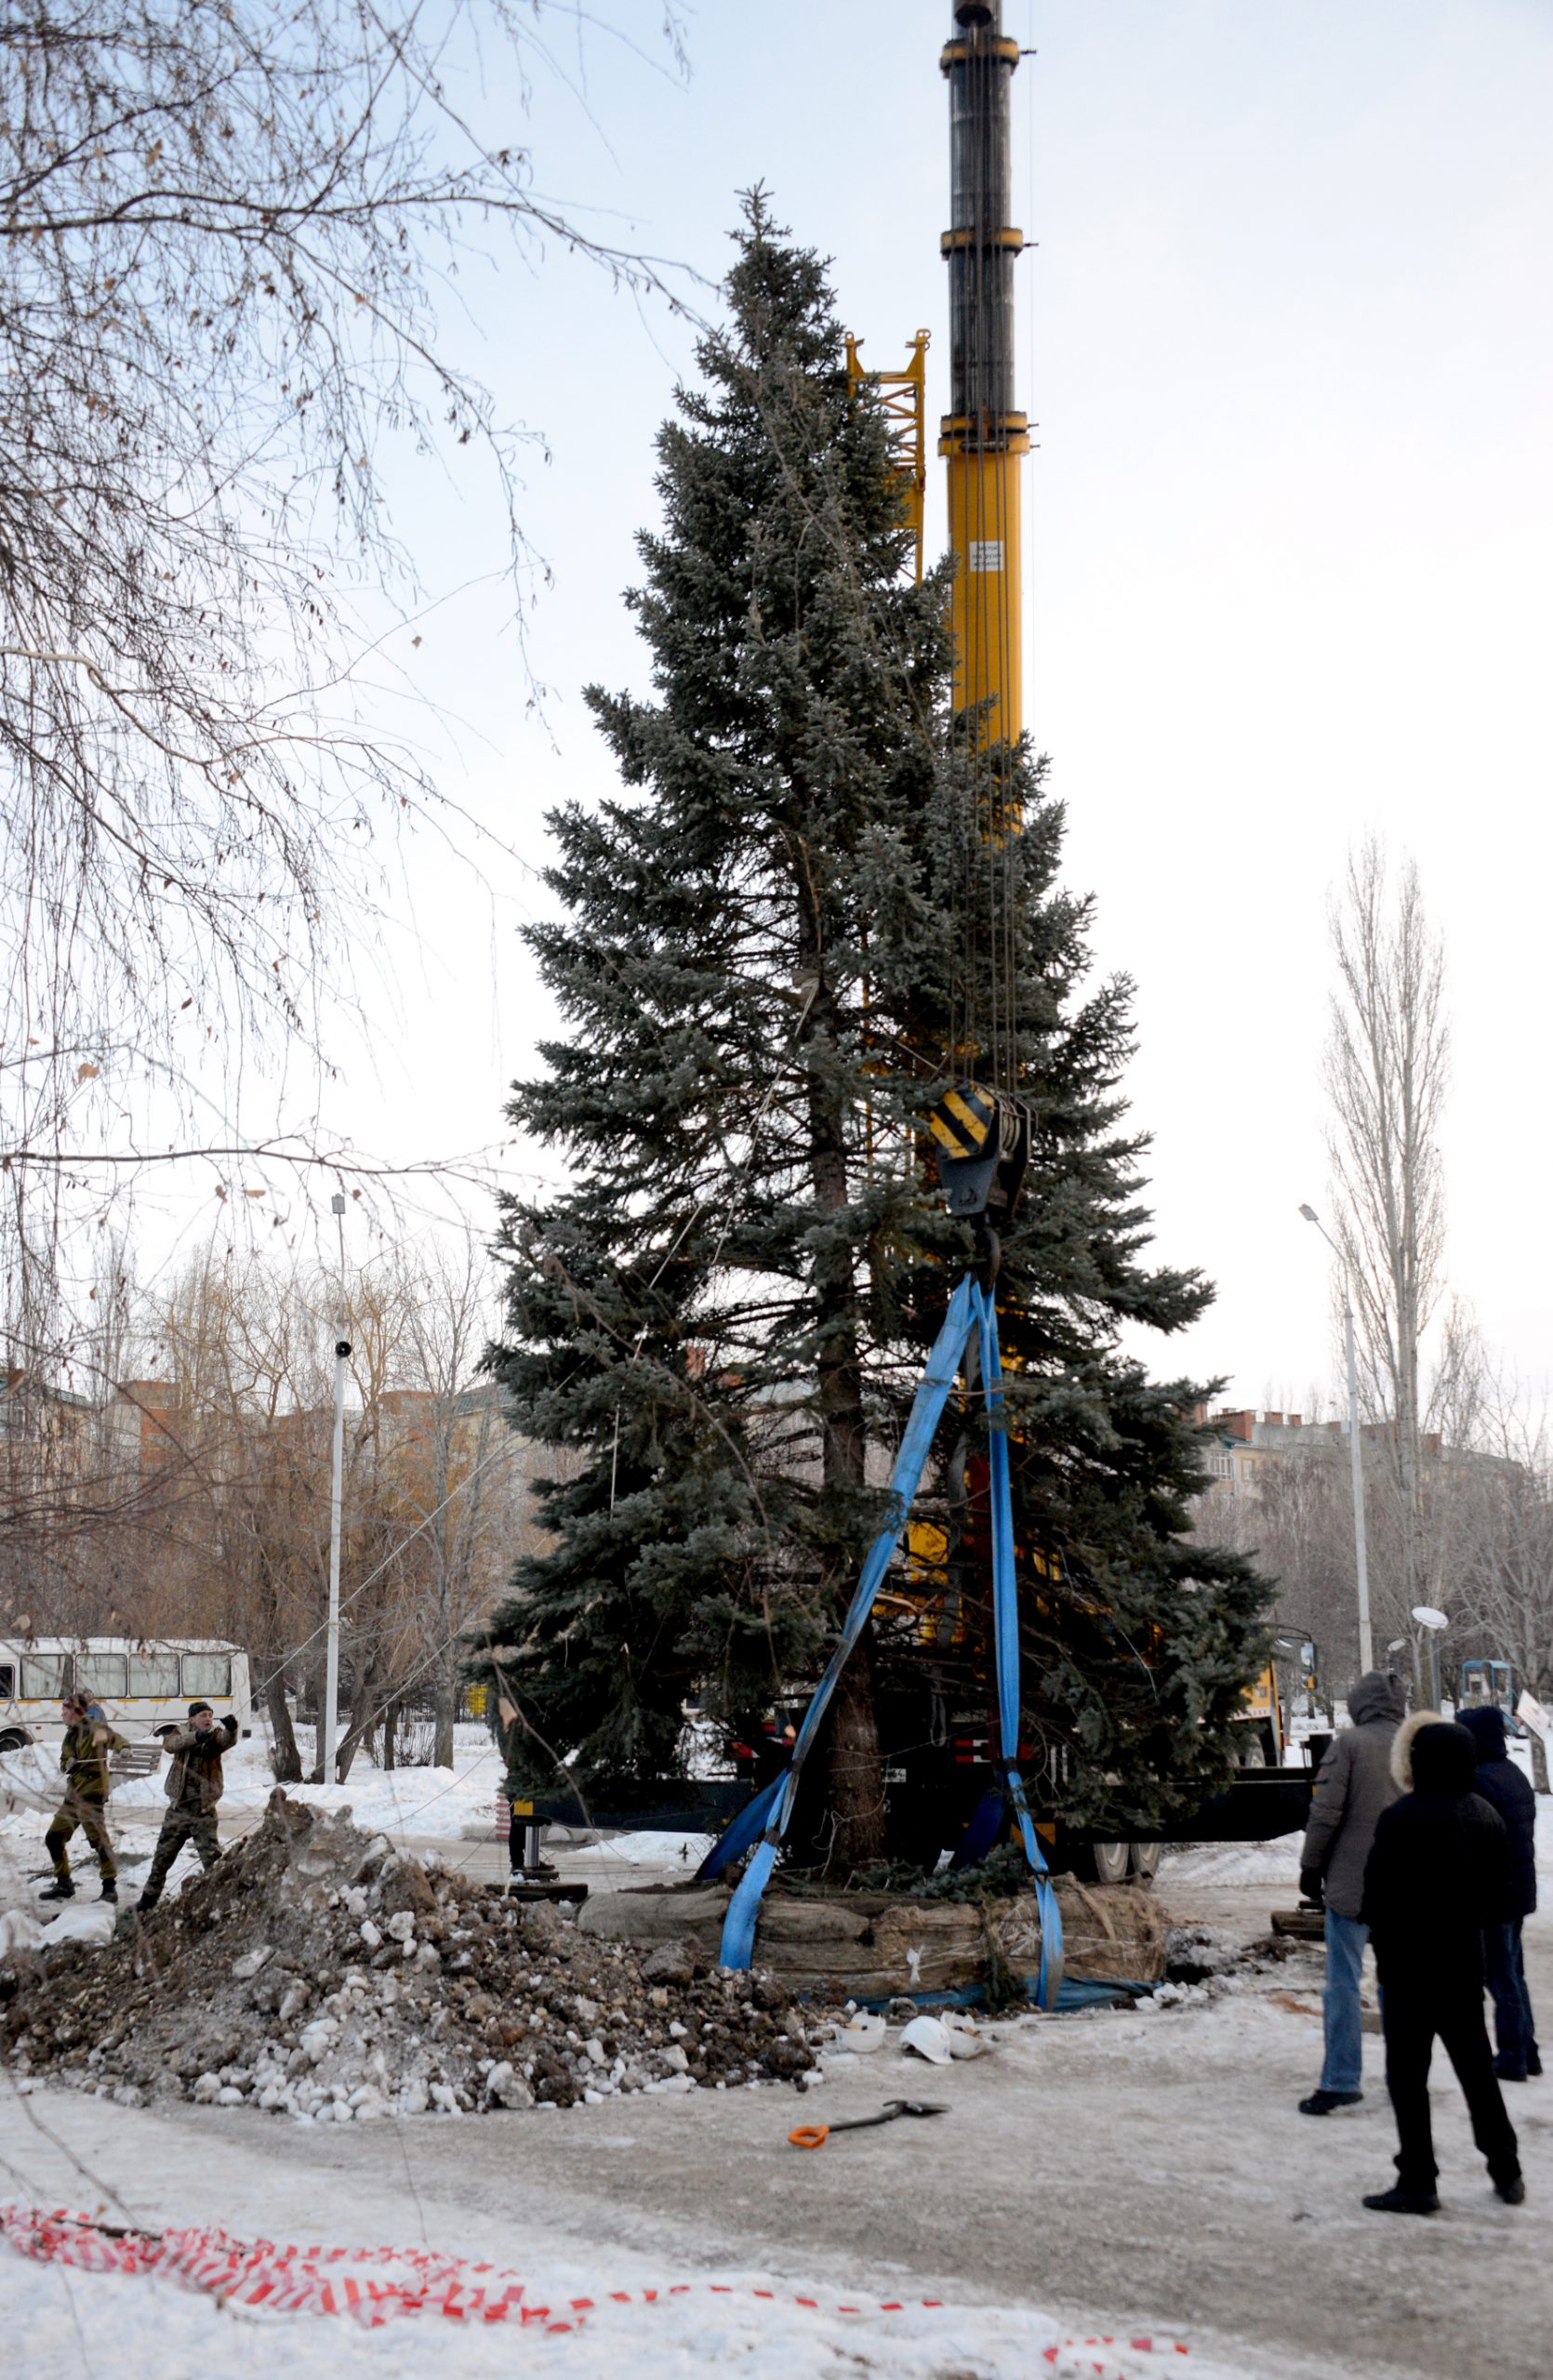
[1324,838,1449,1636]
[0,1,690,1368]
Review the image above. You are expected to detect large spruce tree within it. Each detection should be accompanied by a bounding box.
[475,197,1267,1869]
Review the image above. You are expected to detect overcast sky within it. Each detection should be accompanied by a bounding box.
[139,0,1553,1421]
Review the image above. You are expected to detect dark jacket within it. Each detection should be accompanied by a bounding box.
[1458,1706,1537,1918]
[1300,1670,1407,1918]
[163,1713,238,1814]
[1360,1718,1516,1991]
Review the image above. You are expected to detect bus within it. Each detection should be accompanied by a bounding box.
[0,1636,253,1751]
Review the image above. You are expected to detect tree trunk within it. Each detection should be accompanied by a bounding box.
[434,1672,457,1771]
[262,1653,303,1783]
[382,1700,397,1770]
[803,965,885,1870]
[331,1648,386,1784]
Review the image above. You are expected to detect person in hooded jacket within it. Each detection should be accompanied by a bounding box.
[1296,1668,1406,2114]
[1358,1713,1522,2214]
[1458,1705,1540,2082]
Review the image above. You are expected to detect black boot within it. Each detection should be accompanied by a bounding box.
[1493,2174,1526,2205]
[1299,2088,1362,2115]
[100,1879,118,1903]
[1362,2185,1440,2215]
[39,1874,74,1902]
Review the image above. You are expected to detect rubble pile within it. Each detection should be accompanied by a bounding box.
[0,1791,814,2121]
[1163,1923,1284,1992]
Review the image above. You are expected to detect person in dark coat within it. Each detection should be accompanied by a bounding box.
[1359,1714,1522,2214]
[1296,1668,1406,2114]
[1458,1705,1540,2082]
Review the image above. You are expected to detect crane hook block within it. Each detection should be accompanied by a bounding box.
[928,1082,1031,1224]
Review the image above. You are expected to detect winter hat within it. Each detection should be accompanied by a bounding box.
[187,1699,214,1719]
[1458,1705,1509,1764]
[1409,1720,1478,1796]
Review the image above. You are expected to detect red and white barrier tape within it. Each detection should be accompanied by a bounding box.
[1,2203,1190,2370]
[1043,2338,1190,2380]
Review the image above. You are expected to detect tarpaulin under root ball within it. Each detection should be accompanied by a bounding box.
[0,2203,1191,2372]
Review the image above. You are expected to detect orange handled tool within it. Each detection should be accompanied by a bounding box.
[788,2097,948,2149]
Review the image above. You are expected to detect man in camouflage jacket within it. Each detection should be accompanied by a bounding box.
[137,1700,238,1910]
[42,1693,126,1901]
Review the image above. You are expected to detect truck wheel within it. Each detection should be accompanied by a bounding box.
[1128,1842,1162,1885]
[1091,1841,1131,1885]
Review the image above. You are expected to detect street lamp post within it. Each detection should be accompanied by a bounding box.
[322,1192,352,1781]
[1299,1205,1374,1675]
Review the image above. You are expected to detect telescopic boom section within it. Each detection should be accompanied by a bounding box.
[940,1,1026,746]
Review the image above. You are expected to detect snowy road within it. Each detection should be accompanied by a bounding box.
[6,1867,1549,2379]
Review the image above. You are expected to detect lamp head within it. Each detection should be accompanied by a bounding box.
[1298,1204,1318,1223]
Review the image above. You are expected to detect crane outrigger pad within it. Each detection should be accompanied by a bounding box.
[703,1271,1064,2007]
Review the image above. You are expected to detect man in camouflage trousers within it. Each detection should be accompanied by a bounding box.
[137,1699,238,1911]
[42,1693,126,1903]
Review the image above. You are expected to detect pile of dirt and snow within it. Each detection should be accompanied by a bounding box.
[0,1789,814,2120]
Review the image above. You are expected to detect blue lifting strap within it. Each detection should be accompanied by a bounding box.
[717,1273,1063,2010]
[696,1767,784,1883]
[718,1274,977,1971]
[976,1283,1064,2007]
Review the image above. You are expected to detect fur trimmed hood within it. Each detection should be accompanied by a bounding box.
[1391,1710,1479,1793]
[1390,1708,1441,1790]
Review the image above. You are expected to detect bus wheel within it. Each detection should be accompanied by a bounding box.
[0,1728,29,1752]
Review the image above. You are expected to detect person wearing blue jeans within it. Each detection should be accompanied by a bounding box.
[1321,1908,1371,2096]
[1484,1922,1539,2079]
[1459,1706,1540,2082]
[1297,1670,1407,2116]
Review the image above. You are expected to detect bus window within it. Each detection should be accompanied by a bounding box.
[181,1651,232,1698]
[0,1663,14,1699]
[21,1652,70,1698]
[76,1652,128,1700]
[128,1650,182,1699]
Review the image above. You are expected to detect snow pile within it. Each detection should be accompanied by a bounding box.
[0,1790,813,2119]
[2,1728,502,1844]
[569,1830,713,1869]
[258,1753,501,1842]
[0,1740,67,1820]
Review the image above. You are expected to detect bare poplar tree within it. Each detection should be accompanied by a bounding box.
[1324,838,1448,1633]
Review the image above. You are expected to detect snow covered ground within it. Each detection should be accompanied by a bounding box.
[3,1768,1552,2376]
[1159,1832,1304,1890]
[1161,1789,1553,1893]
[0,2084,1237,2380]
[0,1723,503,1841]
